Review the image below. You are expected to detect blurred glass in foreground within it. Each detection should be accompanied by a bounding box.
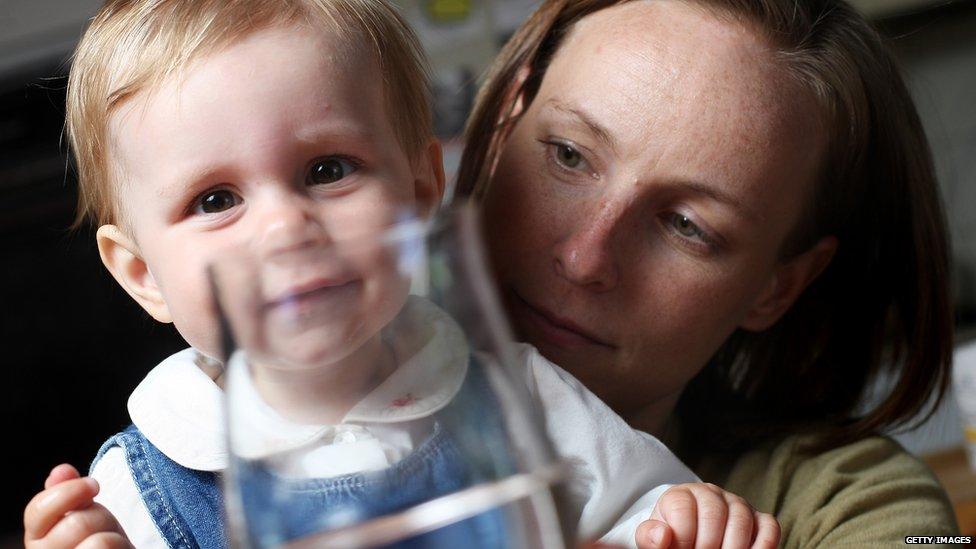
[211,204,570,548]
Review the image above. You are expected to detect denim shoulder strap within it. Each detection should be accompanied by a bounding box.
[92,425,226,549]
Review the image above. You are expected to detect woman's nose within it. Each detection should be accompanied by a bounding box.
[552,209,621,292]
[253,192,328,257]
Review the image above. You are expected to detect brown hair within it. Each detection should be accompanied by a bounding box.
[457,0,953,456]
[68,0,431,228]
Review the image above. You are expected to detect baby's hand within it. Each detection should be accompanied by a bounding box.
[636,483,779,549]
[24,463,132,549]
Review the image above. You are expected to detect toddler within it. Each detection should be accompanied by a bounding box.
[22,1,779,548]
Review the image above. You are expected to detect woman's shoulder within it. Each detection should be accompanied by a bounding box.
[699,434,959,547]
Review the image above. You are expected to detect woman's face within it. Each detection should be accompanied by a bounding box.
[483,0,828,421]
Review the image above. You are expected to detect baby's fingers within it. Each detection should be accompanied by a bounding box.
[718,495,754,549]
[24,477,99,541]
[76,531,133,549]
[750,511,780,549]
[635,519,673,549]
[44,503,125,548]
[45,464,81,489]
[687,484,728,549]
[656,487,699,549]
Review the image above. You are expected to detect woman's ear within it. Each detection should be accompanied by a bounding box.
[484,64,533,186]
[505,64,532,122]
[495,64,532,146]
[413,139,446,219]
[96,225,173,323]
[740,235,838,332]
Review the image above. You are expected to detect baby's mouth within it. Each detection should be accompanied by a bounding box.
[265,277,360,309]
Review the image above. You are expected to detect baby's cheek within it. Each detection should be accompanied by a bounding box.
[364,270,411,327]
[164,280,223,356]
[171,309,222,357]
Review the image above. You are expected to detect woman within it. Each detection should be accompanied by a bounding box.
[457,0,958,544]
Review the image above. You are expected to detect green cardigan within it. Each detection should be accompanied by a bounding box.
[692,435,960,547]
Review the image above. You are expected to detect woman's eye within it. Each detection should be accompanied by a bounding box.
[552,143,584,169]
[307,157,357,186]
[668,213,710,242]
[195,189,241,214]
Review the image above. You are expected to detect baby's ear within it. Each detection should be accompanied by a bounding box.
[412,139,445,219]
[96,225,173,323]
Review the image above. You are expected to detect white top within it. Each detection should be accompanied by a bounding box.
[92,297,698,548]
[224,295,470,477]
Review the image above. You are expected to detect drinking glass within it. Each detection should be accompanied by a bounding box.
[210,204,570,548]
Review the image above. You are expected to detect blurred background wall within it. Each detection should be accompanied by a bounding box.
[2,0,975,543]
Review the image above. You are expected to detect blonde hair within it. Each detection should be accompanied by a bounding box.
[68,0,432,228]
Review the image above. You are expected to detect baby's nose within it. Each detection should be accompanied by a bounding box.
[253,193,329,258]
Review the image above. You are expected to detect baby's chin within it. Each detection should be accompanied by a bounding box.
[271,327,373,368]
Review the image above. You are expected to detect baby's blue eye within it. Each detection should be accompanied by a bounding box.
[196,189,241,214]
[307,158,357,186]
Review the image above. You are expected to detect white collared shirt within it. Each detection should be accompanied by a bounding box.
[92,297,697,548]
[224,295,469,478]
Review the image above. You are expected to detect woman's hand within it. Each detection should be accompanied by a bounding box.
[635,483,780,549]
[23,463,133,549]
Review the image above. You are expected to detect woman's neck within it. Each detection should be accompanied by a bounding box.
[626,392,681,438]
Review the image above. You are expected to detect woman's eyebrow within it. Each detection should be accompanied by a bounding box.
[543,98,618,153]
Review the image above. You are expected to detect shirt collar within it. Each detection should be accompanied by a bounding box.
[345,295,469,423]
[128,296,469,471]
[127,348,228,472]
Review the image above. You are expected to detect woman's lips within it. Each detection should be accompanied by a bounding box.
[510,290,615,350]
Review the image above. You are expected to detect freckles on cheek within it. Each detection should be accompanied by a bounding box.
[511,167,564,229]
[680,271,763,334]
[638,259,739,323]
[491,184,557,261]
[487,134,568,249]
